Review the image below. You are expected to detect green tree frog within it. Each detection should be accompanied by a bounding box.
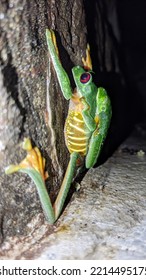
[5,29,112,224]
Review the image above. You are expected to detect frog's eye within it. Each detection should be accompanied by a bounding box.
[80,72,91,84]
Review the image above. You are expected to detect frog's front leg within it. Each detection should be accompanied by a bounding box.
[46,29,72,100]
[81,97,96,132]
[85,87,112,168]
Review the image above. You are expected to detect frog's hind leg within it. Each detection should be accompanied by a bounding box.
[53,152,79,220]
[46,29,72,100]
[49,29,60,58]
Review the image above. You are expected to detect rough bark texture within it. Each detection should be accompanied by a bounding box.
[0,0,131,258]
[0,0,87,238]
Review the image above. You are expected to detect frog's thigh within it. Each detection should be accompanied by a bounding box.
[85,130,102,169]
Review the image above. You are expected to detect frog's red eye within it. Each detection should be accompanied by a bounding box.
[80,72,91,84]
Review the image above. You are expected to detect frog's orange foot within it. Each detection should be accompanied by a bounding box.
[5,138,48,181]
[82,44,92,71]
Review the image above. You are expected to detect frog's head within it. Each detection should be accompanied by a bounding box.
[72,66,96,98]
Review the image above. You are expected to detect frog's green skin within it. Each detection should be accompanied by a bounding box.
[5,29,112,224]
[46,29,112,220]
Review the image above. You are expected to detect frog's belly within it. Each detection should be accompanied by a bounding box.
[64,110,91,155]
